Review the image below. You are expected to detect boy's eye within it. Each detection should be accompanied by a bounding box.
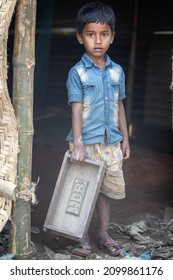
[101,32,109,37]
[87,33,94,37]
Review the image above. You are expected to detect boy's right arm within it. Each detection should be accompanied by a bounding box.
[70,102,86,163]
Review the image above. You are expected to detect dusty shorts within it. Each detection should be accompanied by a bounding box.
[69,142,125,200]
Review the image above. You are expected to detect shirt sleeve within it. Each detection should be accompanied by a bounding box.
[118,66,126,100]
[66,68,83,104]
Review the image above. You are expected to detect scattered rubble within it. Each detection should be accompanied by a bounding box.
[1,214,173,260]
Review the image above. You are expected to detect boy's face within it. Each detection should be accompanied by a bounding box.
[77,22,115,61]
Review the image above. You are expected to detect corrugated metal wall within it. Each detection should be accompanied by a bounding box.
[144,35,172,130]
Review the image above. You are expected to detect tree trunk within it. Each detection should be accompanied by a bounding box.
[9,0,37,257]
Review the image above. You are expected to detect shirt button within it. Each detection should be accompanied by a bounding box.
[105,96,108,101]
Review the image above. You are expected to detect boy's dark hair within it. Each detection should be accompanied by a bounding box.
[76,1,116,33]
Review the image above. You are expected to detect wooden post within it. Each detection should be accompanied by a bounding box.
[171,50,173,131]
[125,0,138,137]
[9,0,37,257]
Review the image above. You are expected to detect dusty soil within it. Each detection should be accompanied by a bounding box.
[1,103,173,260]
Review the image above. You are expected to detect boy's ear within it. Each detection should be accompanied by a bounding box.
[110,31,115,44]
[76,33,84,44]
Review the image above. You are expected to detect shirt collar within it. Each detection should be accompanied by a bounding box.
[81,53,112,68]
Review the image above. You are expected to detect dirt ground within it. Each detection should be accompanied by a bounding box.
[1,103,173,260]
[22,103,172,260]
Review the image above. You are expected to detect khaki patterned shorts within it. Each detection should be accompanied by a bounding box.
[69,142,125,200]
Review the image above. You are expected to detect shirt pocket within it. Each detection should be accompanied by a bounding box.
[81,84,95,104]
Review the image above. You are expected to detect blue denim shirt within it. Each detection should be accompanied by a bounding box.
[66,53,126,145]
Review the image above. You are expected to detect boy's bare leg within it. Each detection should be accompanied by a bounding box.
[96,193,113,242]
[96,193,125,255]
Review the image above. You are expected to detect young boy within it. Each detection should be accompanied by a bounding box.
[66,1,130,257]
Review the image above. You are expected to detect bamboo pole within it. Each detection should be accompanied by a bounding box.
[9,0,37,257]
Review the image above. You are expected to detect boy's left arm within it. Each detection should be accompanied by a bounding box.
[118,100,130,159]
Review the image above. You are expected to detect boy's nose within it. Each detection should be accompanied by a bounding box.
[95,35,101,44]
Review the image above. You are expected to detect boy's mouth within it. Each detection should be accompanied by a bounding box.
[94,47,102,51]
